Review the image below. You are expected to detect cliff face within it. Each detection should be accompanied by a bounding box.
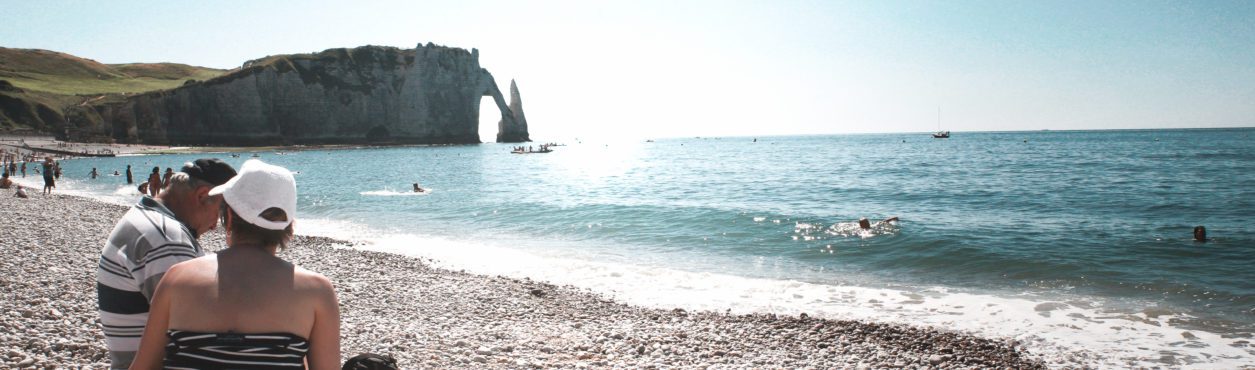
[78,44,529,145]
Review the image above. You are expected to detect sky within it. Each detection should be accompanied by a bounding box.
[2,0,1253,140]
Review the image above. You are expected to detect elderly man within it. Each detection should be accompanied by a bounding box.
[95,158,236,369]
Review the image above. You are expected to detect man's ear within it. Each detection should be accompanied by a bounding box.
[197,186,213,204]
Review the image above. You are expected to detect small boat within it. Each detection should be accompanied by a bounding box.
[931,107,949,139]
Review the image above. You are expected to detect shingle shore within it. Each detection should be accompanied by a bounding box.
[0,193,1047,369]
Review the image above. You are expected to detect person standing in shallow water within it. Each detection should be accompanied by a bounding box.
[41,157,55,195]
[162,167,174,187]
[147,167,162,197]
[126,165,133,184]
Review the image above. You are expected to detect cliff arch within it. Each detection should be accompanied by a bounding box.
[476,70,529,143]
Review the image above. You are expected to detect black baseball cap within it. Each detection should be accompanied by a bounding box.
[180,158,237,186]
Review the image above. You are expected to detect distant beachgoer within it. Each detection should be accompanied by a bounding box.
[0,173,11,189]
[14,185,28,198]
[95,158,237,369]
[147,166,162,197]
[20,162,25,177]
[91,167,98,179]
[130,159,339,369]
[8,162,15,177]
[41,157,55,195]
[126,165,133,184]
[1194,226,1209,242]
[113,170,120,176]
[412,183,425,193]
[858,216,899,230]
[54,163,62,179]
[162,167,173,186]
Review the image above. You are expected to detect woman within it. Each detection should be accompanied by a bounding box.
[132,160,340,369]
[162,167,174,187]
[147,166,162,197]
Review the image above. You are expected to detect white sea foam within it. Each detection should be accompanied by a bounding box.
[295,218,1253,369]
[359,189,431,196]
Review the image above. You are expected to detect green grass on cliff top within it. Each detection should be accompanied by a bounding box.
[0,47,226,95]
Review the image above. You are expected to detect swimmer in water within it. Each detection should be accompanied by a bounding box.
[1194,225,1209,242]
[859,216,899,230]
[412,183,425,193]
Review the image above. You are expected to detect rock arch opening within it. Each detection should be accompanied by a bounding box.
[478,96,501,143]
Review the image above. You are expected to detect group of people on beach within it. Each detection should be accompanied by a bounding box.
[1,156,60,196]
[94,158,396,369]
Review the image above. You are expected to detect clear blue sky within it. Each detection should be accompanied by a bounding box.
[3,0,1253,140]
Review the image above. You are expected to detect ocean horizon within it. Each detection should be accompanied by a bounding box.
[39,127,1255,368]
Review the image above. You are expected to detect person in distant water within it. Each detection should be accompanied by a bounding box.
[0,173,12,189]
[126,165,133,184]
[91,167,99,179]
[95,159,237,369]
[162,167,174,186]
[113,170,120,176]
[41,157,55,195]
[20,162,25,177]
[412,183,425,193]
[54,162,62,179]
[858,216,900,230]
[147,166,162,197]
[14,184,28,198]
[1194,226,1210,242]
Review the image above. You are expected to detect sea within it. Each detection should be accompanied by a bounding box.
[38,128,1255,368]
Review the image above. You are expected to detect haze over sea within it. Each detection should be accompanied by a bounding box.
[52,128,1254,367]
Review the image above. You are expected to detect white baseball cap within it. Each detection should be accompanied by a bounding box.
[208,159,296,230]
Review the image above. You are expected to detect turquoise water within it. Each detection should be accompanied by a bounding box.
[47,128,1255,366]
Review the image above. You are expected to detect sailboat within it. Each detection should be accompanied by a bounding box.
[932,107,950,139]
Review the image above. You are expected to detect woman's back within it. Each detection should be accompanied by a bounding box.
[161,247,333,338]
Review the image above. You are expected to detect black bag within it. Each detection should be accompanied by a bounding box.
[342,353,399,370]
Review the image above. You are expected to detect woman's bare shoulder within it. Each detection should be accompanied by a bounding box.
[292,266,335,293]
[165,255,219,279]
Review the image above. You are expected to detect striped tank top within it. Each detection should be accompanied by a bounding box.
[164,330,309,369]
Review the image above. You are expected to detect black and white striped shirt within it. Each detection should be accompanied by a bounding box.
[96,196,203,369]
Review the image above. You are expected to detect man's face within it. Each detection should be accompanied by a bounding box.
[190,190,224,237]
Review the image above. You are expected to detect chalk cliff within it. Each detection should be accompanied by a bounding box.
[74,44,529,145]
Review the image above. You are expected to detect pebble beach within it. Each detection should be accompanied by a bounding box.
[0,193,1047,369]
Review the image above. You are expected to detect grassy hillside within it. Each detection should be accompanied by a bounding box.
[0,47,227,95]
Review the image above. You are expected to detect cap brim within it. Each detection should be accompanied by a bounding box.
[207,175,239,196]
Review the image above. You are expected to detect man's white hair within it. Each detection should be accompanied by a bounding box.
[163,172,213,194]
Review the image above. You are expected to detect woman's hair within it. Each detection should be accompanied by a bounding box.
[224,205,294,249]
[152,166,160,173]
